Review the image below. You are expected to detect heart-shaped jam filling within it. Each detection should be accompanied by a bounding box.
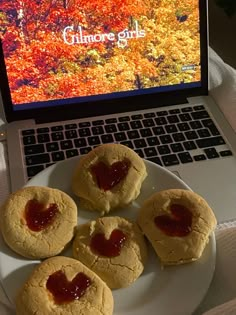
[90,229,126,257]
[25,199,59,232]
[90,158,131,191]
[154,204,192,237]
[46,270,91,304]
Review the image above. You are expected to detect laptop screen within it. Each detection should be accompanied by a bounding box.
[0,0,208,122]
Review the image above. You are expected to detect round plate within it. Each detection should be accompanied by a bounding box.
[0,158,216,314]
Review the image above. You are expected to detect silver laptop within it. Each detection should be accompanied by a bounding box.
[0,0,236,223]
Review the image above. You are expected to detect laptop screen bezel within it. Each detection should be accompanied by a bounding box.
[0,0,208,124]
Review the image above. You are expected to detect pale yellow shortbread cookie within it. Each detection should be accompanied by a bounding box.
[73,216,148,288]
[137,189,217,265]
[0,186,77,259]
[16,256,114,315]
[71,143,147,214]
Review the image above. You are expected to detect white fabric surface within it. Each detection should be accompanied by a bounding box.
[0,47,236,314]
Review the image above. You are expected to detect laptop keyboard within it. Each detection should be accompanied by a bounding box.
[21,104,233,181]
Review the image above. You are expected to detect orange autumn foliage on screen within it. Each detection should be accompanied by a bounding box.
[0,0,200,105]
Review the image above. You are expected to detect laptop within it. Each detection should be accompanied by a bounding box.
[0,0,236,223]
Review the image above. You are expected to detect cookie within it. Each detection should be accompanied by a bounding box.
[16,256,113,315]
[0,186,77,259]
[137,189,217,265]
[72,216,148,288]
[71,143,147,214]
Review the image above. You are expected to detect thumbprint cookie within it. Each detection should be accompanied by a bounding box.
[72,216,148,288]
[15,256,113,315]
[137,189,217,265]
[0,186,77,259]
[71,143,147,214]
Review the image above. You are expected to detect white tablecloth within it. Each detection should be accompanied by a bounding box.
[0,47,236,314]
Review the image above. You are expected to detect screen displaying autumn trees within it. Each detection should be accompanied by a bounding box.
[0,0,200,106]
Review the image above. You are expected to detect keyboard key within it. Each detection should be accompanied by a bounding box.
[179,113,192,121]
[65,123,77,129]
[80,147,92,155]
[190,120,202,129]
[24,144,45,155]
[197,129,211,138]
[51,151,65,162]
[79,121,91,127]
[118,122,130,131]
[165,125,178,133]
[26,153,50,166]
[167,115,179,124]
[23,135,36,145]
[46,142,59,152]
[185,130,198,140]
[162,154,179,166]
[153,126,165,135]
[134,149,144,158]
[177,122,190,131]
[105,118,117,124]
[65,129,77,139]
[191,110,209,120]
[92,120,104,126]
[131,114,143,120]
[120,141,134,149]
[147,156,162,166]
[169,109,180,114]
[60,140,73,150]
[140,128,152,137]
[194,154,207,161]
[196,136,225,148]
[119,116,130,122]
[160,134,173,144]
[101,134,114,143]
[156,110,168,116]
[178,152,193,163]
[170,143,184,152]
[134,139,147,148]
[66,149,78,158]
[27,165,44,177]
[92,126,104,135]
[220,150,233,157]
[204,148,220,159]
[52,132,64,141]
[130,120,142,129]
[37,133,50,143]
[143,119,155,127]
[127,130,140,139]
[37,127,49,133]
[181,107,193,112]
[114,132,127,141]
[88,136,101,146]
[194,105,204,111]
[183,141,197,150]
[51,125,63,131]
[155,117,167,125]
[157,145,171,155]
[144,112,155,118]
[144,147,158,157]
[74,138,87,147]
[22,129,35,135]
[147,136,160,146]
[105,124,117,133]
[202,119,220,136]
[79,128,91,137]
[172,132,185,142]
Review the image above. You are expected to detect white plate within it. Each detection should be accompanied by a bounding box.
[0,158,216,315]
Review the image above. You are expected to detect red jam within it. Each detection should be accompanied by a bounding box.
[90,159,131,191]
[154,204,192,237]
[25,199,59,232]
[90,229,127,257]
[46,270,91,304]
